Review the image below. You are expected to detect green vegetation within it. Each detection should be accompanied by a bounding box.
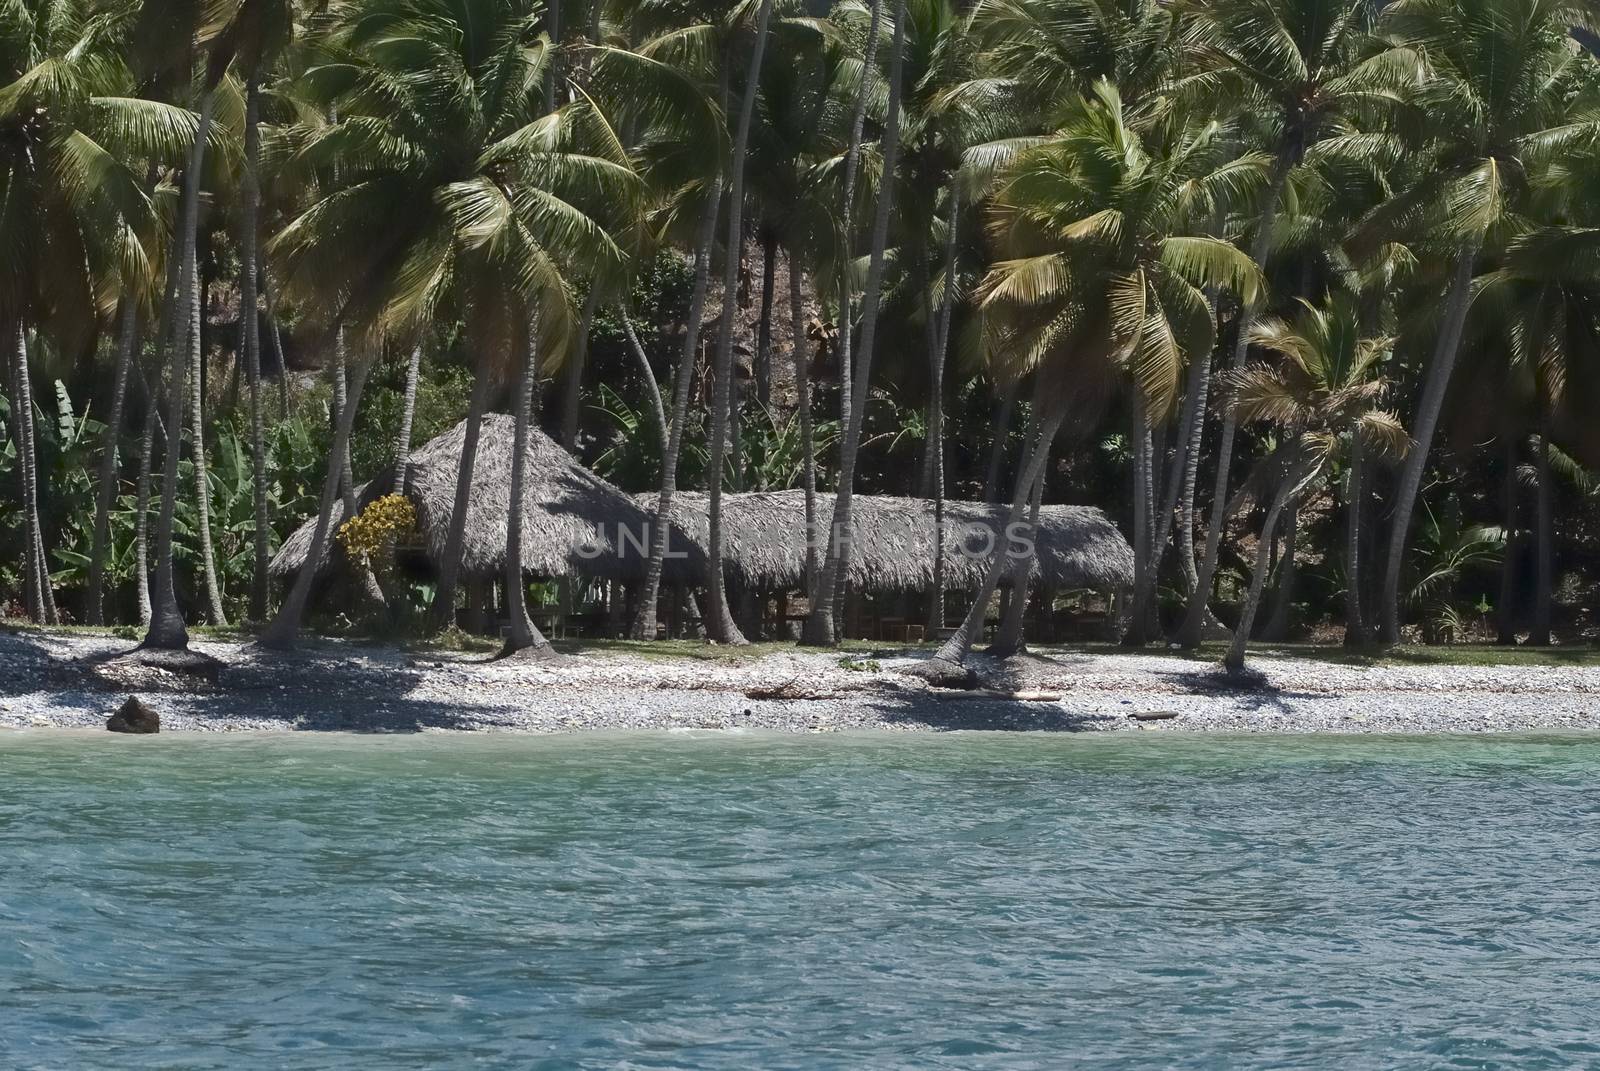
[7,0,1600,672]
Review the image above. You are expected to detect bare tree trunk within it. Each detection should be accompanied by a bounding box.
[925,193,959,636]
[135,384,160,627]
[1496,435,1519,645]
[241,76,271,623]
[755,232,777,410]
[1263,502,1299,641]
[630,168,724,641]
[559,287,600,453]
[981,381,1018,503]
[391,341,424,495]
[261,260,289,419]
[1225,465,1306,673]
[620,313,667,454]
[804,0,907,646]
[1123,395,1155,645]
[188,233,228,626]
[88,299,139,624]
[1530,429,1553,646]
[1176,165,1290,648]
[145,89,217,651]
[931,405,1065,666]
[832,0,885,488]
[705,0,778,646]
[1344,432,1367,647]
[258,357,373,649]
[987,430,1047,659]
[428,357,491,631]
[1378,245,1480,644]
[789,254,820,591]
[501,323,553,659]
[7,323,48,623]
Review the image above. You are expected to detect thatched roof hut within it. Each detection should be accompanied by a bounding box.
[270,415,704,584]
[641,490,1133,593]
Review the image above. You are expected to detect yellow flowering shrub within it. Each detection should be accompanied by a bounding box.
[337,495,419,573]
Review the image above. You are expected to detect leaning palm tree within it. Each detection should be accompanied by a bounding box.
[925,81,1266,669]
[1370,0,1600,644]
[1223,295,1409,671]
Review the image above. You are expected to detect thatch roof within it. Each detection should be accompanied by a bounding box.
[641,490,1133,593]
[270,415,704,584]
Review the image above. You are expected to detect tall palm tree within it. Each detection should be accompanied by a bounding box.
[1168,0,1405,647]
[1371,0,1600,643]
[262,0,633,648]
[804,0,910,646]
[1223,295,1409,670]
[2,0,190,626]
[702,0,777,646]
[931,81,1266,666]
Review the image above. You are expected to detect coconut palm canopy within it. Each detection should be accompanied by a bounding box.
[272,416,705,584]
[647,490,1133,594]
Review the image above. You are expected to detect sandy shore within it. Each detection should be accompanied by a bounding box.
[2,628,1598,735]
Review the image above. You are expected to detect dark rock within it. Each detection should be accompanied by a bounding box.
[107,696,160,734]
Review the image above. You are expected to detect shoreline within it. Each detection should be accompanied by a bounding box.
[3,628,1598,736]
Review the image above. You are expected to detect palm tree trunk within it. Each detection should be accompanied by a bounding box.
[705,0,778,646]
[501,323,553,659]
[1496,435,1519,645]
[135,383,160,627]
[932,404,1065,666]
[428,357,491,631]
[145,89,217,651]
[261,260,289,418]
[1344,432,1367,647]
[332,329,355,499]
[987,434,1047,659]
[1131,325,1215,634]
[1378,245,1480,644]
[188,235,228,627]
[1224,464,1305,673]
[259,356,373,649]
[1176,163,1291,648]
[789,252,820,590]
[620,313,668,455]
[1123,395,1155,645]
[6,323,48,623]
[241,76,271,623]
[630,171,724,641]
[559,287,600,453]
[755,232,777,410]
[88,299,139,624]
[981,382,1018,503]
[925,193,959,636]
[1530,429,1553,646]
[804,0,907,646]
[391,341,424,495]
[832,0,885,482]
[1263,502,1299,641]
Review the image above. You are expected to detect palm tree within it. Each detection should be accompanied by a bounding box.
[701,0,777,647]
[262,0,633,649]
[930,81,1266,666]
[2,0,192,626]
[1371,0,1600,644]
[1223,295,1409,670]
[1169,0,1407,647]
[804,0,911,646]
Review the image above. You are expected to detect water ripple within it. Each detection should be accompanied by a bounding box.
[2,731,1599,1069]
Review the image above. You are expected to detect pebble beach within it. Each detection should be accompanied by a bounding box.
[2,628,1598,735]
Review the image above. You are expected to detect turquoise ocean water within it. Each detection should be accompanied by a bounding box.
[3,730,1598,1069]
